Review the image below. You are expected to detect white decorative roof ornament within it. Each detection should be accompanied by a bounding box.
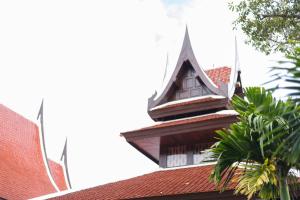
[227,36,242,98]
[161,52,169,87]
[148,26,230,110]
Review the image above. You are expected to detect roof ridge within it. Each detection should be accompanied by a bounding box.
[0,103,37,127]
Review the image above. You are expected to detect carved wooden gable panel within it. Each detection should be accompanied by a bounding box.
[169,62,213,101]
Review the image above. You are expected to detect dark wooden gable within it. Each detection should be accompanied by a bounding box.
[168,61,214,102]
[147,28,230,111]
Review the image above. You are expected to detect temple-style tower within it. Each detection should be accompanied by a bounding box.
[121,27,242,168]
[48,28,245,200]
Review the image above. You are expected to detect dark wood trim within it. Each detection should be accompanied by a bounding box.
[122,115,237,142]
[148,98,229,121]
[129,141,159,164]
[187,147,193,165]
[159,146,167,168]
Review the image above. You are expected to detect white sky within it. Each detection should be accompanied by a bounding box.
[0,0,283,191]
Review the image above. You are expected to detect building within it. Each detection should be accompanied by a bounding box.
[48,27,245,200]
[0,103,71,200]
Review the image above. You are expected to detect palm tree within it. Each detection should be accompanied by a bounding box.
[269,47,300,101]
[210,87,300,200]
[268,47,300,168]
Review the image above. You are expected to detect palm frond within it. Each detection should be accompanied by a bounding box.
[234,160,278,200]
[210,86,300,199]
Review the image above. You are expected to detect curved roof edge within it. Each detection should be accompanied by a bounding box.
[0,103,59,199]
[37,100,72,192]
[148,27,229,110]
[227,36,242,98]
[37,100,60,192]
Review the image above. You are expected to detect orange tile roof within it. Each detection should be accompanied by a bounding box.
[0,104,66,199]
[205,66,231,87]
[49,165,236,200]
[48,159,68,191]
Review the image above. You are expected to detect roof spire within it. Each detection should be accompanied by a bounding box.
[60,138,72,189]
[162,52,169,86]
[182,25,192,51]
[226,36,243,98]
[148,26,228,109]
[235,36,241,72]
[37,99,49,169]
[37,99,60,191]
[37,100,48,163]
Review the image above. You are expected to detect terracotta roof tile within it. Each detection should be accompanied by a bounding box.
[205,66,231,87]
[0,104,66,199]
[49,165,236,200]
[48,159,68,191]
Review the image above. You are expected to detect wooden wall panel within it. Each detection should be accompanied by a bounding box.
[169,64,213,101]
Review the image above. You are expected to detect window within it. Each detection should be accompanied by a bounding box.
[193,143,215,164]
[164,143,215,168]
[166,145,187,167]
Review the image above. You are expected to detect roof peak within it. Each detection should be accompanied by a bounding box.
[148,27,229,110]
[180,25,193,56]
[234,36,241,72]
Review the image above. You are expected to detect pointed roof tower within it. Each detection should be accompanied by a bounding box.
[149,27,229,111]
[46,27,246,200]
[148,27,241,121]
[121,28,243,165]
[230,36,243,97]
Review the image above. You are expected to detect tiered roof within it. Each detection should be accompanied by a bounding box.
[0,104,70,199]
[45,27,243,200]
[122,28,242,164]
[122,112,237,163]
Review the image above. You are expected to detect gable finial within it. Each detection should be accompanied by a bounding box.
[37,99,44,120]
[37,99,60,191]
[226,35,243,98]
[162,52,169,86]
[235,36,241,72]
[182,25,192,50]
[37,99,47,159]
[37,99,48,163]
[60,137,72,189]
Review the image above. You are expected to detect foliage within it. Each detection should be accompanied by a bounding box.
[268,46,300,180]
[235,159,278,199]
[270,46,300,100]
[210,87,300,200]
[229,0,300,55]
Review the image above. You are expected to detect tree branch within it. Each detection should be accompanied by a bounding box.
[261,14,300,20]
